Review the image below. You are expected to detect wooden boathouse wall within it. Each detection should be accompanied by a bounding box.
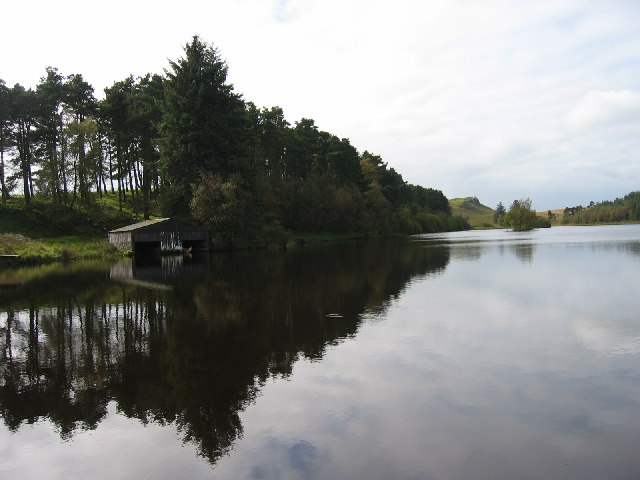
[108,218,209,253]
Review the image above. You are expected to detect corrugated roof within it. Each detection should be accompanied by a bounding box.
[109,218,171,233]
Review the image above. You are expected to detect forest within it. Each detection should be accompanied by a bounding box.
[0,36,469,248]
[559,192,640,224]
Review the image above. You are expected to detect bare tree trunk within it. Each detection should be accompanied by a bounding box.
[60,121,69,205]
[0,148,7,205]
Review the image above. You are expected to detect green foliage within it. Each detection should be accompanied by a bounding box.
[502,198,540,231]
[159,36,251,217]
[2,38,470,249]
[493,201,506,224]
[536,217,551,228]
[191,172,267,249]
[561,191,640,224]
[102,73,163,217]
[448,214,473,231]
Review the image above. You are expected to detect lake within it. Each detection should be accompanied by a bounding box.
[1,225,639,479]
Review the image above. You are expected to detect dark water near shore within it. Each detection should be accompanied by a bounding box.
[1,225,639,479]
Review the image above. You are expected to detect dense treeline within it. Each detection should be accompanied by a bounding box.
[560,191,640,224]
[0,36,468,247]
[0,69,162,215]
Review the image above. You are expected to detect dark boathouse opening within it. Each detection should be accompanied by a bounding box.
[108,218,209,254]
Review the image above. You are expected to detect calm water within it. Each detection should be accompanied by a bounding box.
[1,225,639,479]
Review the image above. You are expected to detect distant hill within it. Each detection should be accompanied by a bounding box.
[449,197,495,227]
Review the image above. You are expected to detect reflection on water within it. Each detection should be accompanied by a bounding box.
[0,239,449,467]
[446,241,537,263]
[1,226,640,479]
[574,315,640,356]
[110,254,211,289]
[513,242,535,262]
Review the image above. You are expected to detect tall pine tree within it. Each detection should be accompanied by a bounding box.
[159,36,251,218]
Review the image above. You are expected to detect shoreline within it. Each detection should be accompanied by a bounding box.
[6,222,638,267]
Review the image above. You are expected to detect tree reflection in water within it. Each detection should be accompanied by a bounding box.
[0,239,449,464]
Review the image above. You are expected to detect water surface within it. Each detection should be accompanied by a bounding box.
[1,226,639,479]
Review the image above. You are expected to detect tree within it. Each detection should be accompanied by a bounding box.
[34,67,67,204]
[1,38,471,239]
[128,74,163,218]
[64,74,98,207]
[503,198,539,231]
[283,118,320,180]
[66,116,99,206]
[360,152,382,187]
[101,75,135,210]
[248,104,289,179]
[626,191,640,221]
[159,36,250,218]
[493,202,506,224]
[9,84,38,206]
[321,135,365,188]
[191,171,261,249]
[0,79,11,204]
[101,74,163,215]
[414,186,450,214]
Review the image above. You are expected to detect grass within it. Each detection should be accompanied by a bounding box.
[0,192,160,235]
[449,197,497,228]
[0,233,121,263]
[0,234,59,262]
[0,192,155,264]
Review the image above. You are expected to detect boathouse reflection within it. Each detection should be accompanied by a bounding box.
[110,254,210,289]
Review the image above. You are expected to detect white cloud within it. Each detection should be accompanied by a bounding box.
[567,90,640,130]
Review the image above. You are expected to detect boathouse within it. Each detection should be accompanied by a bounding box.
[108,218,209,253]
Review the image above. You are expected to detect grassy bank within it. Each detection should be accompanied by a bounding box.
[0,194,143,264]
[0,233,121,264]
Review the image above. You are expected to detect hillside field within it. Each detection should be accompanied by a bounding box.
[0,194,148,262]
[449,197,496,228]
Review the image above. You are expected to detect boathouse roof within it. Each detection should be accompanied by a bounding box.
[109,218,207,233]
[109,218,172,233]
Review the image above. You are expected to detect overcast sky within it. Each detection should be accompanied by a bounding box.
[2,0,639,210]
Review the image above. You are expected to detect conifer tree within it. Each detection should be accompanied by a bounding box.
[159,36,250,217]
